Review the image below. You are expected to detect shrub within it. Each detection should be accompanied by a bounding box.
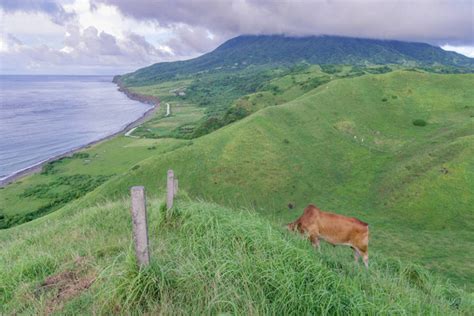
[305,76,331,90]
[320,64,342,74]
[40,156,73,175]
[223,106,250,124]
[413,119,427,127]
[5,174,111,228]
[366,66,392,74]
[72,152,90,159]
[41,162,58,175]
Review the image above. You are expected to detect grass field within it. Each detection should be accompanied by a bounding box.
[1,197,471,314]
[1,69,473,312]
[131,101,206,138]
[0,137,184,227]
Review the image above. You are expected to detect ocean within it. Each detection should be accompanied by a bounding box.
[0,75,153,181]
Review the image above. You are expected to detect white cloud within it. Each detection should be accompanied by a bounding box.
[441,45,474,58]
[1,10,64,36]
[0,0,181,74]
[63,0,169,41]
[0,24,175,74]
[0,0,75,25]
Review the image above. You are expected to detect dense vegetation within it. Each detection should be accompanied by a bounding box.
[1,198,471,314]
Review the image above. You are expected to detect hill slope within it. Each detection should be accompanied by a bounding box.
[94,71,474,288]
[118,35,474,85]
[1,197,471,314]
[1,71,472,294]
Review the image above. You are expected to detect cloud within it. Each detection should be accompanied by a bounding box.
[96,0,474,46]
[0,33,23,52]
[0,25,174,74]
[441,45,474,58]
[124,33,171,58]
[165,24,225,56]
[0,0,75,24]
[60,26,174,62]
[81,26,121,55]
[0,0,180,74]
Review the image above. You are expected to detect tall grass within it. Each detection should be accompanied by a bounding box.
[97,199,472,315]
[1,197,472,314]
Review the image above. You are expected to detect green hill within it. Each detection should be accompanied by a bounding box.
[1,70,473,312]
[117,35,474,86]
[92,70,474,288]
[1,197,472,314]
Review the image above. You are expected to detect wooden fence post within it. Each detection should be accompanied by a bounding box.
[167,170,174,209]
[130,186,150,267]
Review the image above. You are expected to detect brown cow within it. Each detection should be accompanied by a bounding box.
[287,204,369,267]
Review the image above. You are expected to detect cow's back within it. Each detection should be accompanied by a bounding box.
[312,208,368,247]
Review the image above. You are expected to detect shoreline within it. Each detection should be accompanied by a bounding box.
[0,85,159,187]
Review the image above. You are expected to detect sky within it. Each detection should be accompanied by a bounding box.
[0,0,473,75]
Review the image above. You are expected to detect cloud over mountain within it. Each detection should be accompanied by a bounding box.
[0,0,472,74]
[96,0,474,46]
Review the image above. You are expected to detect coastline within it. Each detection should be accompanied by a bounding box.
[0,84,159,187]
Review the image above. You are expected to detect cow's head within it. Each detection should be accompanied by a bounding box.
[286,222,297,231]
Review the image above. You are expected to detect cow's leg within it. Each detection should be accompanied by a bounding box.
[310,234,321,252]
[356,242,369,268]
[361,251,369,268]
[353,247,361,263]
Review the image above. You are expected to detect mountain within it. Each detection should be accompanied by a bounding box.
[117,35,474,85]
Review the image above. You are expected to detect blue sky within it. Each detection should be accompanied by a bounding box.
[1,0,473,75]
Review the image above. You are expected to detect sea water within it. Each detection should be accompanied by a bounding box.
[0,75,152,181]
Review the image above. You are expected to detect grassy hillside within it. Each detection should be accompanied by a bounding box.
[1,70,473,295]
[1,196,471,314]
[90,70,474,289]
[0,65,374,229]
[126,64,341,138]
